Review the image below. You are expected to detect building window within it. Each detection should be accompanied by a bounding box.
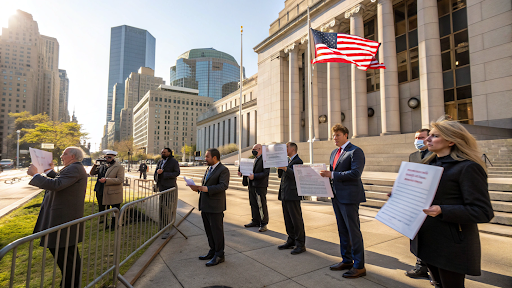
[364,18,380,92]
[438,0,472,124]
[394,0,419,83]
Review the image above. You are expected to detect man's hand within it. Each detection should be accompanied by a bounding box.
[319,170,332,178]
[423,205,442,217]
[99,178,107,183]
[278,167,287,171]
[238,171,242,177]
[44,162,55,173]
[188,185,207,192]
[157,169,163,174]
[248,173,254,180]
[27,164,38,176]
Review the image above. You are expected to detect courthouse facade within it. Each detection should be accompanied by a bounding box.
[253,0,512,144]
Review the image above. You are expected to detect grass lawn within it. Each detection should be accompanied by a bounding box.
[0,177,161,287]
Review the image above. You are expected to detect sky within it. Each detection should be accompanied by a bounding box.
[0,0,284,152]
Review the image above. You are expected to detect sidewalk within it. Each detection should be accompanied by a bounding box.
[123,178,512,288]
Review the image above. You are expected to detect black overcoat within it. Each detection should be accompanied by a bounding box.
[411,155,494,275]
[278,155,303,201]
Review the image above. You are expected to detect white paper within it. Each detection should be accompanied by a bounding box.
[262,144,288,168]
[29,147,53,174]
[376,161,444,240]
[240,158,255,176]
[183,176,196,186]
[293,163,334,198]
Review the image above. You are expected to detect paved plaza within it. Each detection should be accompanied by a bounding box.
[122,177,512,288]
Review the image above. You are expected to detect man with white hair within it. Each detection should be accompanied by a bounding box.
[27,146,88,288]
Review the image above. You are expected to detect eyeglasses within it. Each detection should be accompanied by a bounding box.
[105,156,114,159]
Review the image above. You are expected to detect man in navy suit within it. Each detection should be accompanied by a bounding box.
[277,142,306,255]
[320,124,366,279]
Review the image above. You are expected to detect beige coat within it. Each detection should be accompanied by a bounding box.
[91,161,125,205]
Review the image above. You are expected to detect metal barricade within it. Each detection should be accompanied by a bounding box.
[0,208,119,288]
[113,187,178,286]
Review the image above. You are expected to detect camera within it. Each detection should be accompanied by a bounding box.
[95,158,108,165]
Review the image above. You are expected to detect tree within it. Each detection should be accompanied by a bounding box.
[181,144,194,162]
[10,112,88,165]
[113,138,134,160]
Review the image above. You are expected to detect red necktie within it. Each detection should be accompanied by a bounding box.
[333,147,342,170]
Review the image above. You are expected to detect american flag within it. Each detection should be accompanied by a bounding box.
[311,28,385,71]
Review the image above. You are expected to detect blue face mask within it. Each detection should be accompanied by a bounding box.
[414,139,425,150]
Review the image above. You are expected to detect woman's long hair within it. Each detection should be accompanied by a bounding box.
[422,119,487,172]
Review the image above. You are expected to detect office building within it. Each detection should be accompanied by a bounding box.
[0,10,61,158]
[103,25,155,148]
[133,85,213,155]
[169,48,244,101]
[58,69,69,122]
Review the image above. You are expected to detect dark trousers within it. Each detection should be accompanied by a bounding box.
[139,171,147,179]
[282,200,306,247]
[158,186,174,230]
[49,246,81,288]
[201,211,225,257]
[248,186,269,226]
[96,191,105,212]
[332,200,365,269]
[427,264,465,288]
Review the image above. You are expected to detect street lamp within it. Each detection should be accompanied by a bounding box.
[127,151,131,172]
[16,130,20,169]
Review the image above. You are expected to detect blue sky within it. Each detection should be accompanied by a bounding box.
[0,0,283,152]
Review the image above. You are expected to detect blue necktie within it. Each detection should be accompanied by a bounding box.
[205,167,213,181]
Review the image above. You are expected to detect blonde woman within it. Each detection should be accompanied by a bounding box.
[411,119,494,287]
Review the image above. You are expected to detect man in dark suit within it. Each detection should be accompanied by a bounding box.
[238,144,270,232]
[277,142,306,255]
[139,161,148,179]
[188,148,230,267]
[154,148,180,236]
[320,124,366,279]
[405,128,432,279]
[27,146,88,288]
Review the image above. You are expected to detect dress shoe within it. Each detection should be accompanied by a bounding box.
[342,267,367,279]
[278,242,295,250]
[291,246,306,255]
[198,253,215,260]
[258,225,268,232]
[244,222,259,228]
[405,267,429,278]
[329,262,353,271]
[205,255,225,267]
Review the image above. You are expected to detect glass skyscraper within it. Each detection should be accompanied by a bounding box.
[105,25,155,143]
[169,48,244,101]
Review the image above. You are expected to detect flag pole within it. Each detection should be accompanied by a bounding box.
[307,7,314,164]
[238,26,243,165]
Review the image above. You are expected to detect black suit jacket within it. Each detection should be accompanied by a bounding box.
[154,157,180,191]
[242,156,270,188]
[278,155,303,201]
[409,149,432,163]
[199,163,230,213]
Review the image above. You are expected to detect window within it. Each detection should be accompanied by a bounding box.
[394,0,419,83]
[438,0,472,124]
[364,18,380,92]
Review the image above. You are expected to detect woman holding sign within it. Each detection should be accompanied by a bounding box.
[413,119,494,288]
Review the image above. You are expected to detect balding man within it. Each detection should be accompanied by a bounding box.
[238,144,270,232]
[27,146,88,288]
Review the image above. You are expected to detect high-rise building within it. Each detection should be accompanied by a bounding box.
[0,10,61,158]
[120,67,164,141]
[103,25,155,149]
[169,48,244,101]
[58,69,69,122]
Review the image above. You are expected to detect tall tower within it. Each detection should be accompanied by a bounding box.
[58,69,69,122]
[103,25,155,148]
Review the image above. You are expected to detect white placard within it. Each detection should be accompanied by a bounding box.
[262,144,288,168]
[29,147,53,173]
[41,143,54,149]
[376,161,444,240]
[293,163,334,198]
[183,176,196,186]
[239,158,255,176]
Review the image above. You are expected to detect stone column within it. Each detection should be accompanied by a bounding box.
[312,68,320,140]
[377,0,401,135]
[286,43,301,142]
[417,0,444,127]
[346,5,368,137]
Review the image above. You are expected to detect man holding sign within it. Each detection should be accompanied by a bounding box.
[320,124,366,279]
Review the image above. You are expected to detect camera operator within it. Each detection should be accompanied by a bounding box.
[90,150,125,229]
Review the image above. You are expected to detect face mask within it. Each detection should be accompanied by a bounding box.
[414,139,425,150]
[252,150,258,157]
[161,154,168,159]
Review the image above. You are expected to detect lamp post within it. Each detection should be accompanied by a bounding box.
[127,151,131,172]
[16,130,20,169]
